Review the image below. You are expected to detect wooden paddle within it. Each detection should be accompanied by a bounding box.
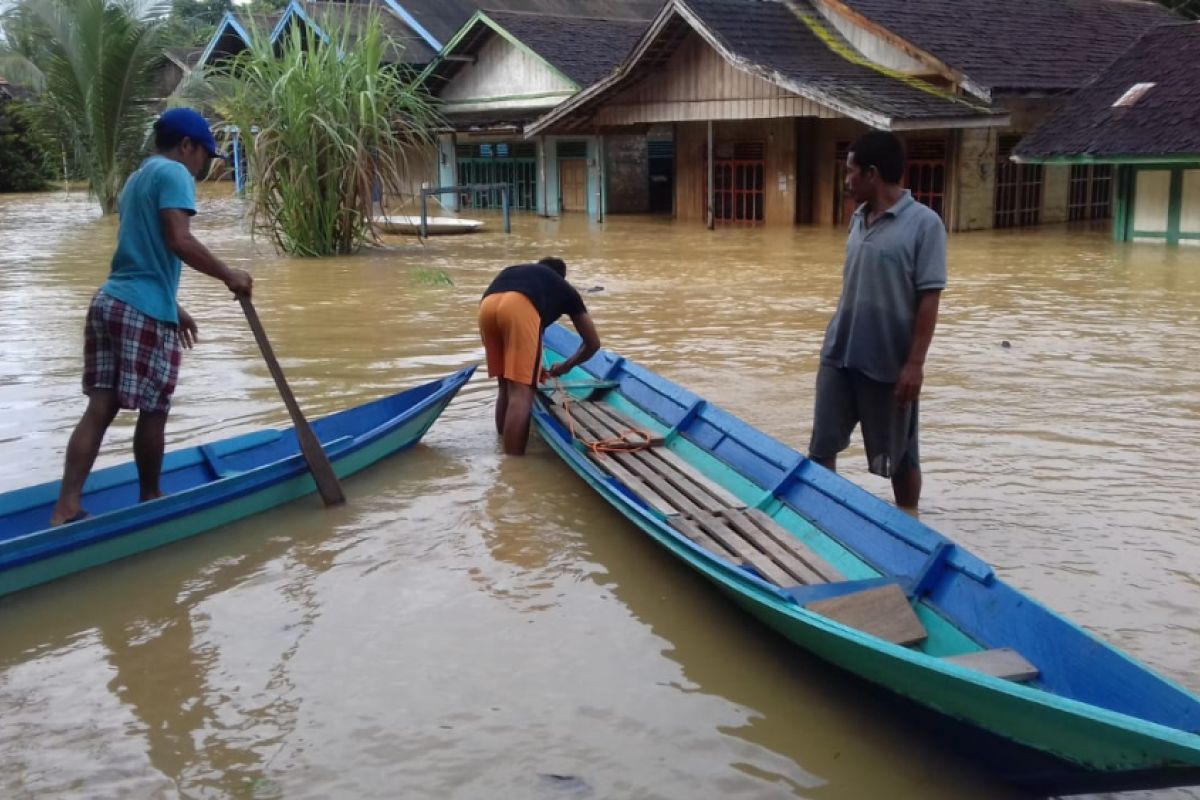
[239,296,346,506]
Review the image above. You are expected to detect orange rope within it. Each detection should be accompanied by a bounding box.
[550,370,654,454]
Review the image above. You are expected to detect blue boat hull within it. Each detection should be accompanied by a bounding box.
[0,366,475,597]
[532,324,1200,795]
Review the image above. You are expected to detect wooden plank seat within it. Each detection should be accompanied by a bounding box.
[942,648,1039,682]
[543,393,929,645]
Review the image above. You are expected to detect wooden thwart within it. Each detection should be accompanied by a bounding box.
[804,584,929,646]
[943,648,1039,682]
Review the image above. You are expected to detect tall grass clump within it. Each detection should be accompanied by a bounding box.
[206,10,439,256]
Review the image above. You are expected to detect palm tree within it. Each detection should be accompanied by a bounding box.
[29,0,170,213]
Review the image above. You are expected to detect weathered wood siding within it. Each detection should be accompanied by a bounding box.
[675,119,797,225]
[441,32,575,114]
[593,32,838,126]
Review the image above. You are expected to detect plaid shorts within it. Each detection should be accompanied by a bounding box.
[83,290,182,413]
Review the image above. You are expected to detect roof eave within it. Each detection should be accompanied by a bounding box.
[1013,152,1200,165]
[890,112,1010,131]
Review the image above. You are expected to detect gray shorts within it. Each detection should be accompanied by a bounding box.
[808,364,919,479]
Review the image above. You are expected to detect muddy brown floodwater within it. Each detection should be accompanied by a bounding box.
[1,187,1198,799]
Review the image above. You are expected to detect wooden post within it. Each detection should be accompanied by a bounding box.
[706,120,715,230]
[598,134,606,223]
[539,135,548,218]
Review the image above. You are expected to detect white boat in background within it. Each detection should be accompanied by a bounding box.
[373,215,485,235]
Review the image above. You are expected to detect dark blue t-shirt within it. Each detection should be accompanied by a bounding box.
[483,263,587,329]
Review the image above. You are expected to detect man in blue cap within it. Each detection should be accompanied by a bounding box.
[49,107,255,526]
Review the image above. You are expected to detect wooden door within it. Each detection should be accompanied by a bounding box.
[559,159,587,212]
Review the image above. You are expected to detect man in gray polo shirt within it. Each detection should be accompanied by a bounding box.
[809,131,946,510]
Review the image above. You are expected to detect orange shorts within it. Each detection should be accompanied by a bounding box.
[479,291,541,385]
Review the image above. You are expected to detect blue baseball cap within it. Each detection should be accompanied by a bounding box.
[157,107,223,159]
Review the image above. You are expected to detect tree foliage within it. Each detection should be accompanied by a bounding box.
[0,98,53,192]
[1159,0,1200,19]
[162,0,231,47]
[196,10,440,256]
[30,0,169,213]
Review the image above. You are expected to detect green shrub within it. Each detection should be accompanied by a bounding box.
[0,98,53,192]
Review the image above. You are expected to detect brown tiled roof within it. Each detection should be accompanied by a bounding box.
[1015,23,1200,160]
[685,0,999,123]
[483,10,648,86]
[835,0,1179,94]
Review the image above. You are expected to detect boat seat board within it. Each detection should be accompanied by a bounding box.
[546,395,847,589]
[670,516,745,566]
[717,510,830,585]
[804,583,929,646]
[584,400,745,508]
[742,508,845,583]
[943,648,1040,682]
[688,513,796,586]
[551,395,744,509]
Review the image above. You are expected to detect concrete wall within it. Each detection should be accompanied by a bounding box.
[952,127,997,232]
[605,134,649,214]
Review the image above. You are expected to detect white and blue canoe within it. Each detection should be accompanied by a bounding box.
[0,366,474,597]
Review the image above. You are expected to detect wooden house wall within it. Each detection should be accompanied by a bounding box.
[674,118,797,225]
[440,32,575,114]
[592,31,839,127]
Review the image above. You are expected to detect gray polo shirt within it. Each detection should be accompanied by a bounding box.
[820,190,947,384]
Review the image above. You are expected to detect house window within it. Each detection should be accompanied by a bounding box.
[994,135,1043,229]
[1068,164,1113,222]
[904,138,947,220]
[456,142,538,210]
[706,142,764,223]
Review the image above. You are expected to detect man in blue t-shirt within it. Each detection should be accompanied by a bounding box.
[49,108,254,526]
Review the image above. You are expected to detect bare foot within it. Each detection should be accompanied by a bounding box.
[49,508,90,527]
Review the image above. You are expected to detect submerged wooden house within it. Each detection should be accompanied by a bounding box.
[527,0,1177,231]
[419,2,658,218]
[1015,23,1200,246]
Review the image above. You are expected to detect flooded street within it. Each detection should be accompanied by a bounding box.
[1,186,1198,799]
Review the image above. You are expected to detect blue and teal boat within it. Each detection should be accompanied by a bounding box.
[0,366,474,598]
[534,324,1200,796]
